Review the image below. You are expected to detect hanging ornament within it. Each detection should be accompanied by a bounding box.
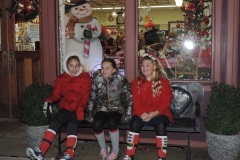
[176,23,181,28]
[24,36,31,45]
[180,3,185,10]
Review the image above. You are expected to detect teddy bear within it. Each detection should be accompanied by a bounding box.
[142,43,164,56]
[176,47,198,72]
[113,32,146,55]
[162,31,182,57]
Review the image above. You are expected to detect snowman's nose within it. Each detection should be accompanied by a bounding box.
[79,8,86,11]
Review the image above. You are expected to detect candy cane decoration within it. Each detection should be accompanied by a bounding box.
[84,23,98,57]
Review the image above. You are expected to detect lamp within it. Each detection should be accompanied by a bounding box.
[175,0,183,7]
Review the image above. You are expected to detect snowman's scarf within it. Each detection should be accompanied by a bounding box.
[66,15,93,39]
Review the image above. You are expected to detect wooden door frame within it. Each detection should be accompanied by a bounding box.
[41,0,59,85]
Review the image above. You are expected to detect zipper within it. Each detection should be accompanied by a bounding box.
[106,78,111,109]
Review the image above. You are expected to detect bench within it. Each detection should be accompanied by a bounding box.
[57,83,204,160]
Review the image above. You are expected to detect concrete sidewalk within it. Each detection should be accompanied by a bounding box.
[0,117,239,160]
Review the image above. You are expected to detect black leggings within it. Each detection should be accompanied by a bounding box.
[49,109,77,136]
[93,111,122,133]
[130,120,167,136]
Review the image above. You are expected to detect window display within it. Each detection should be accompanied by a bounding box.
[61,0,212,81]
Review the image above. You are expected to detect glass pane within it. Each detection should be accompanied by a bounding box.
[138,0,212,81]
[15,16,40,51]
[62,0,125,75]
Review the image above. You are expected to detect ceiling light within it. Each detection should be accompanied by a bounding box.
[175,0,183,6]
[150,5,178,8]
[93,5,179,10]
[102,8,113,10]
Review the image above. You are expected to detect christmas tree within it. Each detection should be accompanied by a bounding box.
[180,0,212,40]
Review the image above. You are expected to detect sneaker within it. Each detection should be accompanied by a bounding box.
[26,147,44,160]
[60,152,73,160]
[107,152,117,160]
[122,155,134,160]
[100,145,110,160]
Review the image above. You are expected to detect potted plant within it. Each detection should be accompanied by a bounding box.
[203,82,240,160]
[19,83,58,148]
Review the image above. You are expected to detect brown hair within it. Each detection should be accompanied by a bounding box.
[138,56,167,96]
[101,58,117,69]
[66,55,81,67]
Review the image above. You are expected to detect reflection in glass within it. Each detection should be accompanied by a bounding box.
[138,1,212,81]
[15,16,40,51]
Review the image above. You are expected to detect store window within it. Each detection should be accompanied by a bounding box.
[138,0,212,81]
[60,1,212,80]
[15,17,40,51]
[7,0,41,51]
[61,0,125,75]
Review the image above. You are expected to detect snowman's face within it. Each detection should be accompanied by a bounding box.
[70,3,92,19]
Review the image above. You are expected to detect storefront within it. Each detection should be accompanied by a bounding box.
[0,0,239,144]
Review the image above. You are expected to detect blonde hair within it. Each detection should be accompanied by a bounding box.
[137,56,167,96]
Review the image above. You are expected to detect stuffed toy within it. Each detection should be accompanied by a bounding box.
[65,0,102,71]
[176,47,198,72]
[142,43,164,56]
[163,31,182,57]
[113,32,146,55]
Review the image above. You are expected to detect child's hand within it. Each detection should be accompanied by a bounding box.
[144,112,154,122]
[140,112,148,121]
[144,111,159,122]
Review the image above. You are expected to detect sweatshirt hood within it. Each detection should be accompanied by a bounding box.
[62,53,83,76]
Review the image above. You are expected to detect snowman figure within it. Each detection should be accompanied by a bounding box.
[65,0,102,71]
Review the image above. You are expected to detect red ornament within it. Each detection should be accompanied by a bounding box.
[180,3,185,10]
[176,23,180,28]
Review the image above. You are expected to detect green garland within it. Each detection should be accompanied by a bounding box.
[6,0,40,23]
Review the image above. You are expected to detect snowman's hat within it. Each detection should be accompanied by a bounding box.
[65,0,91,13]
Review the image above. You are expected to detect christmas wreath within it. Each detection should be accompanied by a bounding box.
[6,0,40,23]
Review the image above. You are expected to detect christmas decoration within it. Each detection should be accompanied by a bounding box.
[98,24,108,42]
[6,0,40,32]
[180,0,212,32]
[65,0,102,71]
[176,23,181,28]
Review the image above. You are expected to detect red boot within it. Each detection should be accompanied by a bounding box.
[125,131,139,159]
[156,136,167,159]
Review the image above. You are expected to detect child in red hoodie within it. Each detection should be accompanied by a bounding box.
[123,53,174,160]
[26,53,91,160]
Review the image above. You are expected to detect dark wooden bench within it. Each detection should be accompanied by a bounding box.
[57,83,203,160]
